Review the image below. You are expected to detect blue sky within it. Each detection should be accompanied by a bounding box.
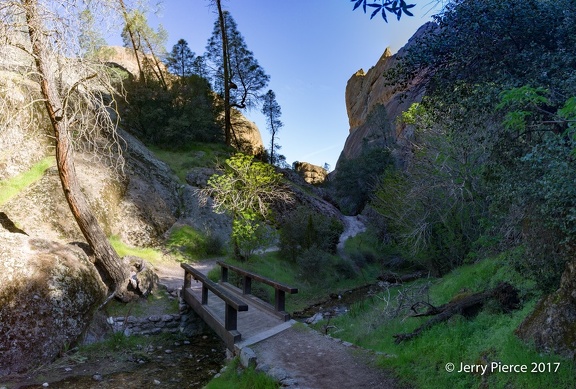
[128,1,438,169]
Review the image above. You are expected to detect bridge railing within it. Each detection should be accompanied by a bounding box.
[217,260,298,320]
[181,263,248,334]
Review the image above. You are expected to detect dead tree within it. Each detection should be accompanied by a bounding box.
[18,0,132,301]
[393,282,520,343]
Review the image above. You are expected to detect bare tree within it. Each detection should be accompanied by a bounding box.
[2,0,133,300]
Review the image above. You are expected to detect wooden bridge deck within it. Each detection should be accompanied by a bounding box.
[186,283,285,336]
[181,262,298,353]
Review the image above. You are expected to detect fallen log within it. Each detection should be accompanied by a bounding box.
[393,282,520,344]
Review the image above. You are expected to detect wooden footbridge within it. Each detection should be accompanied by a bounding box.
[181,261,298,353]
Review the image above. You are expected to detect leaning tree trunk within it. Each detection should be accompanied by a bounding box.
[23,0,131,301]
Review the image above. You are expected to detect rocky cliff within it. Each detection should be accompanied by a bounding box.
[337,22,436,167]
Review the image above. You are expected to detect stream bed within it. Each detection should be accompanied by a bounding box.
[5,334,226,389]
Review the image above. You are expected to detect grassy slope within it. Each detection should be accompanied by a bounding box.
[319,253,576,388]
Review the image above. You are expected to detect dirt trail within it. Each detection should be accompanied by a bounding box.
[252,325,402,389]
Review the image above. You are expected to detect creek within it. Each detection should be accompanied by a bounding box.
[12,334,226,389]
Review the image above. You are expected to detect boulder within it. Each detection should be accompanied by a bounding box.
[293,162,328,185]
[0,228,106,376]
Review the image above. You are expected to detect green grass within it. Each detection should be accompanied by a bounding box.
[104,288,179,317]
[149,143,232,182]
[0,156,55,205]
[166,225,224,261]
[109,235,165,265]
[321,253,576,388]
[205,358,279,389]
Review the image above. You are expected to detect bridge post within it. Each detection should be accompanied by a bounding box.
[221,266,228,283]
[184,271,192,289]
[275,289,286,312]
[202,284,208,304]
[242,276,252,295]
[224,303,237,331]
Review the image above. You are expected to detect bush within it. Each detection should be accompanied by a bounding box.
[279,206,343,261]
[297,247,332,283]
[333,147,393,215]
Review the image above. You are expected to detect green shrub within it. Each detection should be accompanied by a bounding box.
[333,146,394,215]
[296,247,332,283]
[279,206,343,261]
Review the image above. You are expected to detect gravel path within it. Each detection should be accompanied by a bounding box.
[252,325,402,389]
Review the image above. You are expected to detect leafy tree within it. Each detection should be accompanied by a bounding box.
[351,0,416,22]
[205,6,270,147]
[165,39,196,77]
[200,153,292,260]
[382,0,576,281]
[261,89,283,166]
[121,74,223,148]
[120,2,168,88]
[334,147,393,215]
[279,206,344,262]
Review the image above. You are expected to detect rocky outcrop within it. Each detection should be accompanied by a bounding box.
[3,130,181,247]
[337,22,437,167]
[231,108,265,156]
[0,228,107,376]
[293,162,328,185]
[516,259,576,359]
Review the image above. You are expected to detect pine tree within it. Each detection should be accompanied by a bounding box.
[205,7,269,146]
[166,39,196,77]
[261,89,283,165]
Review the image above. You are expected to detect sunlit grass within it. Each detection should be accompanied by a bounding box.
[0,156,55,206]
[109,235,165,265]
[149,143,232,182]
[322,254,575,388]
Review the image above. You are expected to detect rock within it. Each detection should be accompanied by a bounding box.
[239,347,257,368]
[516,258,576,359]
[305,313,324,325]
[337,22,438,169]
[293,162,328,185]
[185,167,217,187]
[0,230,106,376]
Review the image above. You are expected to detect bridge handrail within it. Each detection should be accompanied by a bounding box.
[217,260,298,314]
[181,263,248,312]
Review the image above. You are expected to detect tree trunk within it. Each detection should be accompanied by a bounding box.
[23,0,131,301]
[216,0,232,146]
[119,0,146,83]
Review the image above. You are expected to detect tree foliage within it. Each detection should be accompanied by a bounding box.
[351,0,416,22]
[261,89,283,166]
[165,39,196,77]
[205,8,269,148]
[200,153,292,260]
[334,147,394,215]
[376,0,576,286]
[121,72,222,148]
